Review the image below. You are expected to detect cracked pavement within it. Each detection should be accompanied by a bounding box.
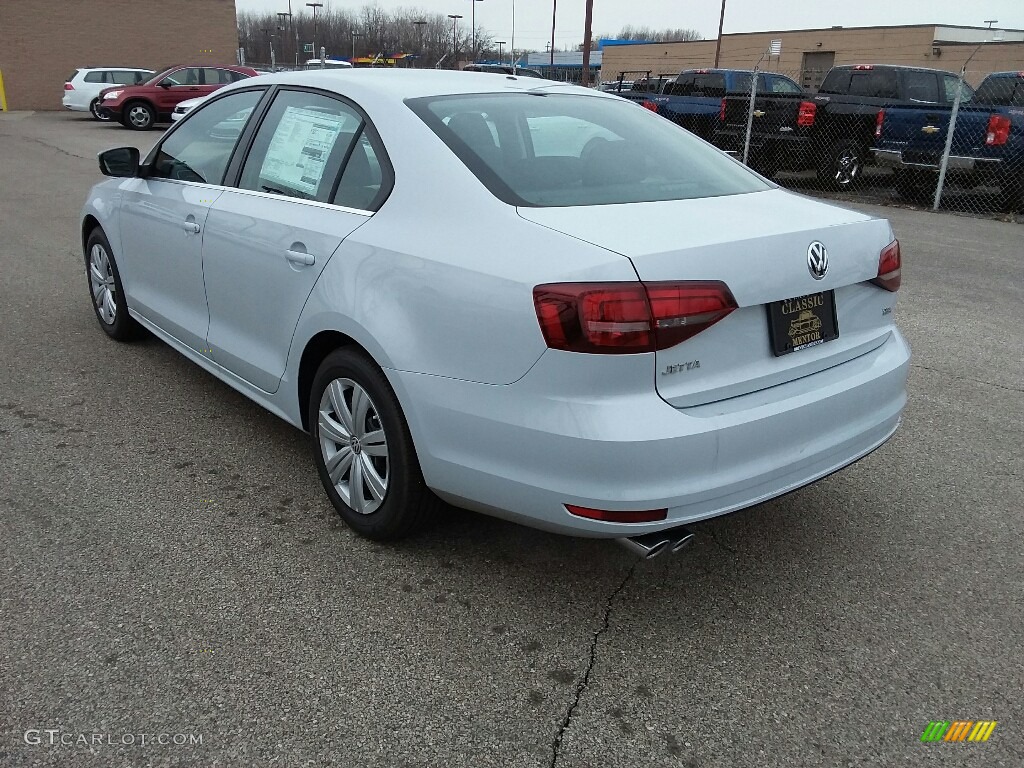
[1,112,1022,767]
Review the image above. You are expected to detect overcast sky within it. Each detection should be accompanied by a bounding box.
[236,0,1024,50]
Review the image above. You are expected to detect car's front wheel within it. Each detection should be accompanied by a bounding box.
[817,141,864,190]
[90,98,111,121]
[85,228,144,341]
[309,348,439,540]
[123,101,155,130]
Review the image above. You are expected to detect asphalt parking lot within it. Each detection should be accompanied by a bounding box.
[1,110,1021,768]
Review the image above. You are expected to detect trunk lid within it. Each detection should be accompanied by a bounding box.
[518,188,898,408]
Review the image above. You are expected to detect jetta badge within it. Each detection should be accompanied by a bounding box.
[807,241,829,280]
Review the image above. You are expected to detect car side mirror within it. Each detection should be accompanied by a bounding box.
[158,80,173,88]
[98,147,140,177]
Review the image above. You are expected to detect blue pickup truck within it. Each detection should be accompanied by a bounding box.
[611,68,803,143]
[872,71,1024,210]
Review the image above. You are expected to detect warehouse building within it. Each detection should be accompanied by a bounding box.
[0,0,239,111]
[600,24,1024,90]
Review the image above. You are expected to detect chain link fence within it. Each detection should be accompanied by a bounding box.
[617,66,1023,222]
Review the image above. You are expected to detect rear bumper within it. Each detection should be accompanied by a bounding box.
[872,148,1003,172]
[392,329,911,538]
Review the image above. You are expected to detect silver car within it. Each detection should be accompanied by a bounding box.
[81,70,909,556]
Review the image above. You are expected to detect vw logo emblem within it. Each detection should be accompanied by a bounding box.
[807,241,829,280]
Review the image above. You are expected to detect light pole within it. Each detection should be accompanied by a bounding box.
[262,28,277,71]
[351,31,362,62]
[277,12,292,68]
[413,20,427,67]
[714,0,727,68]
[469,0,483,63]
[448,14,462,69]
[495,40,505,65]
[549,0,556,68]
[306,2,323,63]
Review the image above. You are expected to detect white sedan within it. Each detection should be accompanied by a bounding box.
[80,70,909,557]
[170,96,206,122]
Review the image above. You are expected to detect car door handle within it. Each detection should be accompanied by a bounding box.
[182,221,201,234]
[285,249,315,266]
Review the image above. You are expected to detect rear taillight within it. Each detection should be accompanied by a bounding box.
[875,109,885,139]
[719,97,726,122]
[797,101,817,127]
[872,240,901,292]
[985,114,1011,146]
[641,100,658,112]
[64,82,75,91]
[533,281,737,354]
[565,504,667,523]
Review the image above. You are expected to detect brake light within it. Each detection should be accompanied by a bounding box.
[565,504,668,523]
[64,82,75,90]
[874,109,885,139]
[797,101,817,127]
[641,100,658,112]
[533,281,737,354]
[719,97,727,122]
[985,114,1011,146]
[853,64,874,70]
[695,69,710,74]
[872,240,901,292]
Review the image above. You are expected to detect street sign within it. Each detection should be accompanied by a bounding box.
[303,43,314,53]
[769,39,782,56]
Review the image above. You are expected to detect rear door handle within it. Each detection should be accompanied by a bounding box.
[182,220,201,234]
[285,249,315,266]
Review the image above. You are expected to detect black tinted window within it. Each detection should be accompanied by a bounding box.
[665,75,696,96]
[84,71,107,83]
[769,76,803,94]
[903,71,939,103]
[972,76,1024,106]
[110,71,139,85]
[151,90,263,184]
[239,90,365,203]
[847,70,898,99]
[693,74,727,97]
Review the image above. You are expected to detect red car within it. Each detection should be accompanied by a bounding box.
[99,65,259,130]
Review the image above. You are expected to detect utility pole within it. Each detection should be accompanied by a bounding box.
[306,3,323,64]
[413,20,427,67]
[549,0,557,68]
[496,40,505,65]
[470,0,483,63]
[351,31,362,62]
[581,0,593,86]
[277,12,292,68]
[448,14,463,69]
[714,0,727,67]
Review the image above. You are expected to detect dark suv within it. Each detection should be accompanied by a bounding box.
[99,65,260,130]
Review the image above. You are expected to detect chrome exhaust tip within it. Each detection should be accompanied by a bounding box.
[616,527,696,559]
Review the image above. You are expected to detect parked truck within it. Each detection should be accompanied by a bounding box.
[612,69,803,143]
[871,71,1024,210]
[715,64,972,189]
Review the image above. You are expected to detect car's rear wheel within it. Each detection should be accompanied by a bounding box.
[90,98,111,121]
[817,141,864,190]
[309,348,439,540]
[123,101,155,130]
[997,172,1024,213]
[85,228,144,341]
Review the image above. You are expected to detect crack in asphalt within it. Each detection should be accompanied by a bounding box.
[910,362,1023,394]
[549,562,638,768]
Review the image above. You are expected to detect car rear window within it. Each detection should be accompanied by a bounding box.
[819,68,899,98]
[408,92,768,207]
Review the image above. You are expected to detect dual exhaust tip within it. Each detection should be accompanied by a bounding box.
[616,527,696,560]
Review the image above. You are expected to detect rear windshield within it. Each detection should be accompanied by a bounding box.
[819,68,898,98]
[971,76,1024,106]
[408,92,768,207]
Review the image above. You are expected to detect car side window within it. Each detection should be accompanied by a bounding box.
[941,75,973,103]
[162,68,199,87]
[134,71,150,84]
[150,90,263,184]
[238,90,365,203]
[903,71,939,103]
[110,71,139,85]
[770,76,803,94]
[331,132,388,210]
[202,68,237,85]
[84,71,106,83]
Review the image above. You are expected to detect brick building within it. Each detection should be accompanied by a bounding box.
[600,24,1024,90]
[0,0,239,111]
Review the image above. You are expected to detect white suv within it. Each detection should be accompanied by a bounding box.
[63,67,154,120]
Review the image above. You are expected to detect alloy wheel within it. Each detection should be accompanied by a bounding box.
[128,105,152,129]
[833,149,861,186]
[89,243,117,324]
[318,378,390,515]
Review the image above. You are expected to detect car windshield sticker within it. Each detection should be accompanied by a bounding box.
[260,106,348,197]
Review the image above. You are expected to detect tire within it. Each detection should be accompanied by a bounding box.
[90,98,111,121]
[893,169,936,206]
[817,141,864,190]
[123,100,155,130]
[309,348,440,541]
[85,228,144,341]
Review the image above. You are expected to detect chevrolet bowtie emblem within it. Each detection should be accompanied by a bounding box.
[921,125,940,134]
[753,110,766,117]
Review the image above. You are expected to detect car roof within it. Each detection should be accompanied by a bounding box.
[238,68,587,103]
[78,66,154,72]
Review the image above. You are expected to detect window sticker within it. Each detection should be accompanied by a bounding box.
[260,106,349,197]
